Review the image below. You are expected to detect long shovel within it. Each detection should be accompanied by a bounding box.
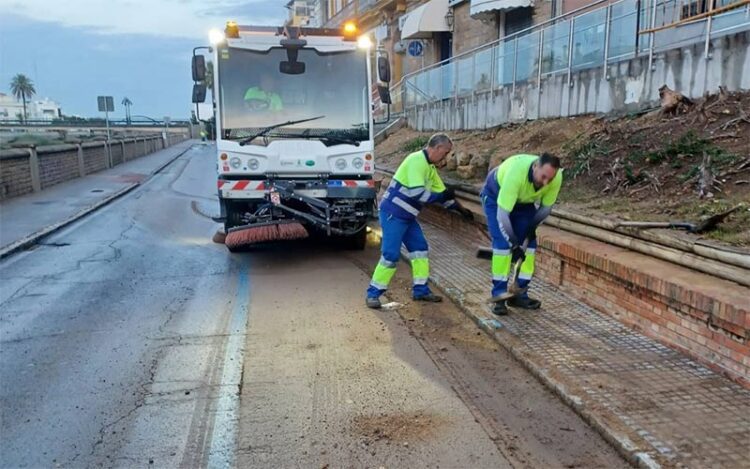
[487,238,530,303]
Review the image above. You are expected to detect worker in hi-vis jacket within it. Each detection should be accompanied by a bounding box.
[366,133,474,309]
[480,153,563,316]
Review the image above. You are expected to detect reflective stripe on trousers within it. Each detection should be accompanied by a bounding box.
[367,211,432,298]
[481,195,537,298]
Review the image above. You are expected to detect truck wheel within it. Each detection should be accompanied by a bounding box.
[224,203,245,253]
[345,227,367,250]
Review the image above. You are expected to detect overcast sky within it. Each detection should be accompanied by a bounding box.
[0,0,287,119]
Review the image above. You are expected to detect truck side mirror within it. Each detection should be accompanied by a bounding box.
[192,55,206,82]
[192,83,207,103]
[377,56,391,83]
[377,85,392,105]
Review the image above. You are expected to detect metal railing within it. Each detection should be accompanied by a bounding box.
[382,0,750,110]
[0,118,191,128]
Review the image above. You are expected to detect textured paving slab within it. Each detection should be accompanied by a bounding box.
[416,220,750,468]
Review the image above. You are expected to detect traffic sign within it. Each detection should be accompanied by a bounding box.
[408,41,423,57]
[97,96,114,112]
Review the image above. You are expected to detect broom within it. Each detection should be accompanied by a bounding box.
[224,220,308,250]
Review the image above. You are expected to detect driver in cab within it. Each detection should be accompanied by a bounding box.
[244,74,283,112]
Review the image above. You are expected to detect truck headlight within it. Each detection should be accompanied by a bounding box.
[248,158,259,170]
[229,157,242,169]
[335,158,347,171]
[352,157,364,170]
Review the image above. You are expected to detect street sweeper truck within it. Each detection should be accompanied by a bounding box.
[192,21,393,251]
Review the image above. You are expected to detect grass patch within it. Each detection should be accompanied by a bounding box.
[640,131,740,169]
[402,136,429,153]
[562,137,609,178]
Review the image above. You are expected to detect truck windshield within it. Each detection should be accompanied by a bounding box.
[218,47,370,143]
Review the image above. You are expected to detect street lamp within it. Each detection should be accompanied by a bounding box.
[445,8,455,31]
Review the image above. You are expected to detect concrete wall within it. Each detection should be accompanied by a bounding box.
[0,133,188,200]
[408,30,750,130]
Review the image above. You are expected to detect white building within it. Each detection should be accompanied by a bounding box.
[0,93,24,121]
[0,93,62,121]
[31,97,62,121]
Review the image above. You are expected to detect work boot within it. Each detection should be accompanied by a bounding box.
[507,296,541,310]
[491,301,509,316]
[366,297,382,309]
[414,293,443,303]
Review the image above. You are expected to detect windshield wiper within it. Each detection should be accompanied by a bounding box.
[282,130,363,147]
[237,115,326,146]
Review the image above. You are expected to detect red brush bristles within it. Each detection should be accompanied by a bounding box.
[224,222,308,250]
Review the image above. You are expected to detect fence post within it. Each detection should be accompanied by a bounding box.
[537,29,545,90]
[512,36,519,93]
[471,53,477,100]
[567,18,575,87]
[603,5,612,80]
[121,140,126,162]
[28,146,41,192]
[454,61,459,100]
[143,137,148,155]
[105,141,112,169]
[647,0,658,71]
[704,0,716,59]
[490,45,497,94]
[77,143,85,176]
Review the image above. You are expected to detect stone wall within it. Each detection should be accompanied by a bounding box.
[0,133,189,201]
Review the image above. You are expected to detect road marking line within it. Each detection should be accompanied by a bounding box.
[207,264,250,468]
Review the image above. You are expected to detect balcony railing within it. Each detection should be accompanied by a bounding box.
[379,0,750,110]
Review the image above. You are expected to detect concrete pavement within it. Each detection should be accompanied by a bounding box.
[0,143,626,467]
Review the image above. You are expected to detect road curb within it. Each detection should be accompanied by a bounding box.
[369,226,661,469]
[0,144,194,260]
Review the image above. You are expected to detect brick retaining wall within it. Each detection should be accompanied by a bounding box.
[419,203,750,387]
[0,151,33,198]
[0,133,189,201]
[38,147,80,189]
[82,143,108,175]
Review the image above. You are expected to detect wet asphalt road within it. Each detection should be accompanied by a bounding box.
[0,144,625,468]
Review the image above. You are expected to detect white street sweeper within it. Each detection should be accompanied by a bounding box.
[192,21,393,251]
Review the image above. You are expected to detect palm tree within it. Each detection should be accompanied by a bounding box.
[121,97,133,124]
[10,74,36,123]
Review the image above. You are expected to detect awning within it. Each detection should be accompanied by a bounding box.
[470,0,533,18]
[401,0,450,40]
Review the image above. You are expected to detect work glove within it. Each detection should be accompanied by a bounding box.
[442,188,456,201]
[511,244,526,262]
[456,205,474,222]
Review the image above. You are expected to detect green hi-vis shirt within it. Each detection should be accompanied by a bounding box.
[243,87,283,111]
[495,154,563,212]
[393,150,447,194]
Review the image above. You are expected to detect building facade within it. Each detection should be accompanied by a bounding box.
[0,94,62,122]
[286,0,322,26]
[314,0,572,85]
